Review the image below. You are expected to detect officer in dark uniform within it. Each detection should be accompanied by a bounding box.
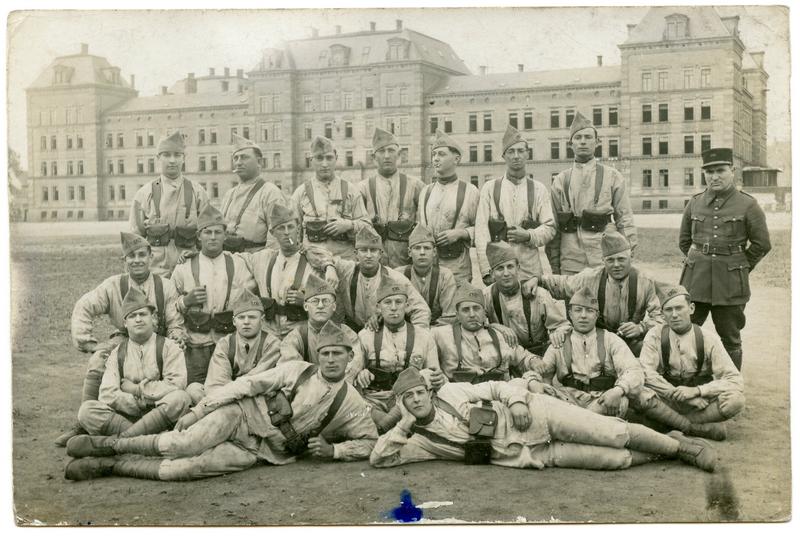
[678,147,771,370]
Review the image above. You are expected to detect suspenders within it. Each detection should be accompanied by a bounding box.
[119,274,167,336]
[492,177,536,221]
[368,173,408,219]
[373,322,416,369]
[226,330,270,378]
[190,253,235,310]
[596,269,640,329]
[563,164,605,212]
[117,336,165,380]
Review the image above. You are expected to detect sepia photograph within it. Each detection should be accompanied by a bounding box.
[4,2,793,526]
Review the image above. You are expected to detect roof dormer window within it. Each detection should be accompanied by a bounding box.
[664,14,689,40]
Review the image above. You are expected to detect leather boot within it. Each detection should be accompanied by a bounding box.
[625,423,679,456]
[120,407,171,438]
[114,435,161,456]
[65,457,117,481]
[66,435,117,458]
[667,431,718,472]
[112,458,162,480]
[639,397,726,441]
[103,414,134,436]
[54,422,87,447]
[685,400,728,424]
[81,370,103,402]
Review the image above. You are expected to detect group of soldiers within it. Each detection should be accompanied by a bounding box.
[58,110,771,484]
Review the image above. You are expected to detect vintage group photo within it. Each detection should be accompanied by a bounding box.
[5,5,792,525]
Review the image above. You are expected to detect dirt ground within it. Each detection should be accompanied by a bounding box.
[10,229,791,525]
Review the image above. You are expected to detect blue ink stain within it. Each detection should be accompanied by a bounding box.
[389,489,423,523]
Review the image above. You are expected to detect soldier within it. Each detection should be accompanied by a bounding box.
[546,112,637,275]
[524,230,663,356]
[679,147,771,370]
[417,129,480,283]
[359,127,425,268]
[370,367,717,473]
[171,204,256,388]
[329,226,431,333]
[237,204,336,339]
[432,284,540,382]
[74,288,191,439]
[130,130,210,277]
[292,135,371,261]
[220,134,288,253]
[58,232,186,446]
[482,242,570,357]
[638,284,744,435]
[476,125,556,282]
[64,322,378,482]
[278,272,364,383]
[185,289,281,404]
[534,287,726,440]
[396,224,458,326]
[355,276,443,432]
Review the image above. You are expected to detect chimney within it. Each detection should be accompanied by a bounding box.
[597,55,603,67]
[186,73,196,94]
[80,43,88,55]
[479,65,487,76]
[370,21,376,32]
[311,27,319,38]
[517,64,524,72]
[130,74,135,88]
[209,67,215,76]
[236,68,244,78]
[627,23,636,36]
[188,72,195,79]
[161,86,168,95]
[224,67,230,77]
[396,19,403,30]
[335,25,341,34]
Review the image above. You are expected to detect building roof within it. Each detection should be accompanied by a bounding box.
[27,52,133,90]
[429,65,620,95]
[106,92,249,114]
[622,6,734,45]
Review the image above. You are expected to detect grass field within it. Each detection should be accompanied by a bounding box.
[10,229,791,525]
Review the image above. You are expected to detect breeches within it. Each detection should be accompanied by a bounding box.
[185,344,214,385]
[691,302,746,354]
[77,390,192,434]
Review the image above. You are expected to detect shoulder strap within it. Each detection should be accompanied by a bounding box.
[373,328,384,369]
[423,184,433,223]
[433,396,466,423]
[451,181,467,229]
[182,179,194,220]
[491,285,503,324]
[227,333,238,375]
[289,364,318,402]
[493,179,504,219]
[119,275,129,300]
[233,179,265,227]
[292,256,308,290]
[594,164,604,207]
[486,326,503,367]
[223,253,234,309]
[563,169,572,211]
[597,269,608,328]
[429,265,440,310]
[526,178,536,220]
[265,253,278,296]
[523,293,532,341]
[452,323,464,370]
[316,382,349,435]
[369,177,378,217]
[152,181,162,219]
[349,264,361,312]
[153,274,166,335]
[155,336,165,377]
[596,328,607,376]
[299,324,310,362]
[397,173,408,216]
[304,180,318,217]
[190,255,201,288]
[563,333,573,376]
[627,269,639,323]
[404,323,415,368]
[340,178,348,200]
[660,325,671,373]
[117,340,128,380]
[404,266,412,280]
[410,425,464,450]
[693,325,705,378]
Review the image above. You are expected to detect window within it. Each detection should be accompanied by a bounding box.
[642,137,652,156]
[608,139,619,158]
[230,127,238,143]
[550,110,560,129]
[77,210,84,219]
[118,160,125,174]
[550,141,560,160]
[642,200,652,210]
[77,160,84,175]
[659,200,669,210]
[324,123,333,139]
[118,210,125,219]
[384,89,394,107]
[684,104,694,121]
[272,123,282,141]
[304,96,313,112]
[67,210,73,219]
[701,135,711,152]
[594,144,602,158]
[565,109,575,128]
[684,168,695,186]
[147,158,155,174]
[242,127,250,140]
[41,162,47,176]
[443,117,453,133]
[107,210,114,219]
[262,125,269,142]
[659,169,669,187]
[343,92,353,110]
[399,148,409,163]
[430,117,439,134]
[642,72,652,92]
[469,145,478,163]
[211,183,219,198]
[66,161,73,175]
[684,136,694,154]
[40,136,47,150]
[198,129,206,144]
[68,186,75,200]
[527,147,533,160]
[684,69,693,89]
[52,211,58,219]
[483,144,493,162]
[345,151,353,167]
[79,186,85,200]
[365,95,374,109]
[136,133,143,147]
[362,47,371,62]
[323,93,334,111]
[469,113,477,132]
[67,136,73,149]
[399,117,409,135]
[566,146,574,159]
[658,103,669,122]
[700,101,711,120]
[117,133,124,148]
[259,96,269,113]
[273,153,281,169]
[119,185,126,201]
[305,153,312,169]
[51,135,57,150]
[345,122,353,139]
[642,169,652,188]
[593,108,603,126]
[210,129,217,144]
[365,118,374,135]
[658,139,669,155]
[147,132,154,147]
[658,71,668,91]
[642,104,652,123]
[108,185,115,201]
[210,156,218,172]
[51,162,58,176]
[52,186,59,201]
[77,135,83,149]
[221,81,229,92]
[42,187,49,202]
[137,159,144,174]
[524,111,533,130]
[483,113,492,131]
[199,157,206,172]
[700,68,711,88]
[304,124,312,141]
[508,112,518,129]
[399,88,409,106]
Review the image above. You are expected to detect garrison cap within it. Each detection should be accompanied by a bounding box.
[121,287,156,319]
[701,148,733,169]
[372,127,399,152]
[197,204,226,232]
[568,111,597,142]
[486,241,518,270]
[454,283,485,309]
[392,366,427,396]
[431,129,462,156]
[376,276,408,304]
[157,131,186,154]
[502,124,527,154]
[310,136,336,155]
[269,203,298,231]
[408,224,436,247]
[316,321,353,352]
[304,272,336,301]
[601,231,631,258]
[233,289,264,317]
[231,133,262,158]
[355,225,383,250]
[656,283,691,308]
[120,231,150,257]
[569,287,599,311]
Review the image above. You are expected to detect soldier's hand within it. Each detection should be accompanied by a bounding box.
[548,327,568,349]
[482,274,494,286]
[355,369,374,390]
[521,277,539,298]
[509,401,531,431]
[396,398,417,430]
[323,219,352,236]
[598,386,625,416]
[183,287,207,307]
[78,340,99,354]
[365,314,382,332]
[285,289,305,306]
[684,397,709,410]
[671,386,701,402]
[174,410,200,432]
[435,229,465,246]
[507,227,531,243]
[169,333,187,350]
[120,379,139,395]
[617,322,643,339]
[491,324,518,347]
[427,369,446,390]
[308,436,334,459]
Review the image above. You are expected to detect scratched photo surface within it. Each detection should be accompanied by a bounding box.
[7,6,791,525]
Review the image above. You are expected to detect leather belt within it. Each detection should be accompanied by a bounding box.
[692,243,745,255]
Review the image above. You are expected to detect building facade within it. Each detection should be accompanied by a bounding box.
[24,7,775,222]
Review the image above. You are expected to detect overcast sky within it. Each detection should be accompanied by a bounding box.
[6,5,790,169]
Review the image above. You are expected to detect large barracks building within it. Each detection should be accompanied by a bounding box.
[25,6,776,222]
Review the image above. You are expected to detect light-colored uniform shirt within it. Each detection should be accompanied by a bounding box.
[203,330,282,396]
[547,159,637,275]
[278,321,364,384]
[220,175,287,250]
[475,175,556,279]
[99,333,187,417]
[396,264,458,326]
[130,176,211,278]
[417,178,480,283]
